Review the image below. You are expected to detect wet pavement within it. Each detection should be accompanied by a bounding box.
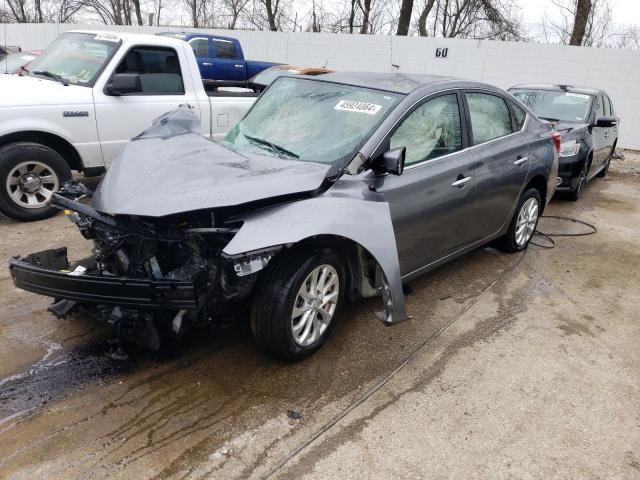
[1,158,639,479]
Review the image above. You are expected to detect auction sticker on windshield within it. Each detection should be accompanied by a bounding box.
[94,33,120,43]
[335,100,382,115]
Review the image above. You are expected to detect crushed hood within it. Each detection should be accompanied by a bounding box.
[92,111,332,217]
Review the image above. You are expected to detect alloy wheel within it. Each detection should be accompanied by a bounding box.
[291,264,339,347]
[5,161,59,209]
[515,197,539,247]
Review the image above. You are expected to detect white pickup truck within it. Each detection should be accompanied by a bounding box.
[0,30,259,221]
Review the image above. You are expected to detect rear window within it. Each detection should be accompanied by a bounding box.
[510,89,593,123]
[213,40,237,59]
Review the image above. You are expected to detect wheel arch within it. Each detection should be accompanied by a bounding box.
[272,234,380,302]
[524,174,548,213]
[0,131,83,171]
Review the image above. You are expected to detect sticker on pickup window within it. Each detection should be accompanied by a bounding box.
[566,93,590,99]
[94,33,120,43]
[335,100,382,115]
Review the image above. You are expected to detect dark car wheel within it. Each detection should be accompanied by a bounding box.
[495,188,541,253]
[0,142,71,221]
[596,148,613,178]
[568,160,589,201]
[251,247,345,362]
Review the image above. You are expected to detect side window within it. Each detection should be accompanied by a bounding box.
[595,95,605,118]
[510,101,527,130]
[213,40,237,59]
[188,38,210,57]
[115,46,184,95]
[466,93,513,144]
[390,94,462,166]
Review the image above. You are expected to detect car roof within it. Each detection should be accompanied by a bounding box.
[510,83,603,96]
[304,71,498,95]
[69,30,186,48]
[157,31,238,43]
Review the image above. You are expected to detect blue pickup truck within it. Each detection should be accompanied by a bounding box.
[157,32,278,82]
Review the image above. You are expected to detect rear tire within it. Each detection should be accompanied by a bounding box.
[495,188,541,253]
[0,142,71,221]
[251,247,345,362]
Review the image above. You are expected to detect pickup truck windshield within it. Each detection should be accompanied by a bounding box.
[27,32,120,86]
[510,89,593,123]
[224,77,402,164]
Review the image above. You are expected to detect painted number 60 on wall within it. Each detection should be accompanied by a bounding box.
[435,48,449,58]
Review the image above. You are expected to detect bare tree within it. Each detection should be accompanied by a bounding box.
[221,0,250,29]
[570,0,592,45]
[418,0,436,36]
[542,0,612,46]
[396,0,413,35]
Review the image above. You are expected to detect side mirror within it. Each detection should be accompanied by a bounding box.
[595,115,617,128]
[106,73,142,96]
[381,147,406,175]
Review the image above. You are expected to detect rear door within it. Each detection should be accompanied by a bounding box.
[211,39,245,81]
[466,91,530,240]
[374,91,477,276]
[591,94,608,170]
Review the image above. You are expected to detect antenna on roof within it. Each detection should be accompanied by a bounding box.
[558,84,571,91]
[323,57,328,68]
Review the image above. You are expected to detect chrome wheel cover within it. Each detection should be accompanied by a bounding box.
[6,161,59,209]
[515,197,539,247]
[291,264,339,347]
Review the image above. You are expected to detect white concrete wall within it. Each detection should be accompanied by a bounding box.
[2,23,639,149]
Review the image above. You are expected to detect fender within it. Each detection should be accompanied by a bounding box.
[222,177,410,325]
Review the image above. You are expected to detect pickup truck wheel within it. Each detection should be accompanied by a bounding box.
[251,248,345,362]
[0,142,71,221]
[495,188,541,253]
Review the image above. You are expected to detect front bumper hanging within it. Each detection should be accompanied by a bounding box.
[9,247,198,310]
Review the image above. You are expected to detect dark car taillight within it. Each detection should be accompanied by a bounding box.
[551,132,561,153]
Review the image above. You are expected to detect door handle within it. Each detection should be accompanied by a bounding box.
[202,62,213,66]
[234,64,244,68]
[514,156,528,166]
[451,176,471,188]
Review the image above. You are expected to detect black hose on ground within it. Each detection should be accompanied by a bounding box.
[529,215,598,249]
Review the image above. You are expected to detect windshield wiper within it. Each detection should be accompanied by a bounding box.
[539,116,560,122]
[32,70,69,86]
[244,134,299,159]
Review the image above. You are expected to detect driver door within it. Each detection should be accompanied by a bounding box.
[374,91,477,277]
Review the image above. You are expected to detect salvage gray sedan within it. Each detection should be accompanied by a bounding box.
[9,73,559,361]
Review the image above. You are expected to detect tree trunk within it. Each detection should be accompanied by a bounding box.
[132,0,143,25]
[396,0,413,35]
[418,0,435,36]
[192,0,198,27]
[264,0,278,31]
[359,0,371,34]
[348,0,356,33]
[570,0,592,45]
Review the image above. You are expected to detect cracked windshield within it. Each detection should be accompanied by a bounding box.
[223,77,402,164]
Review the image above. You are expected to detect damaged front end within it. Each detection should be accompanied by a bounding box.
[9,184,278,350]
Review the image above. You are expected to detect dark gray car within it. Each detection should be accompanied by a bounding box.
[9,73,558,361]
[509,84,618,200]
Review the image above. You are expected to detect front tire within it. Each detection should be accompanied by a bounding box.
[568,160,588,201]
[251,247,345,361]
[596,148,613,178]
[495,188,541,253]
[0,142,71,221]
